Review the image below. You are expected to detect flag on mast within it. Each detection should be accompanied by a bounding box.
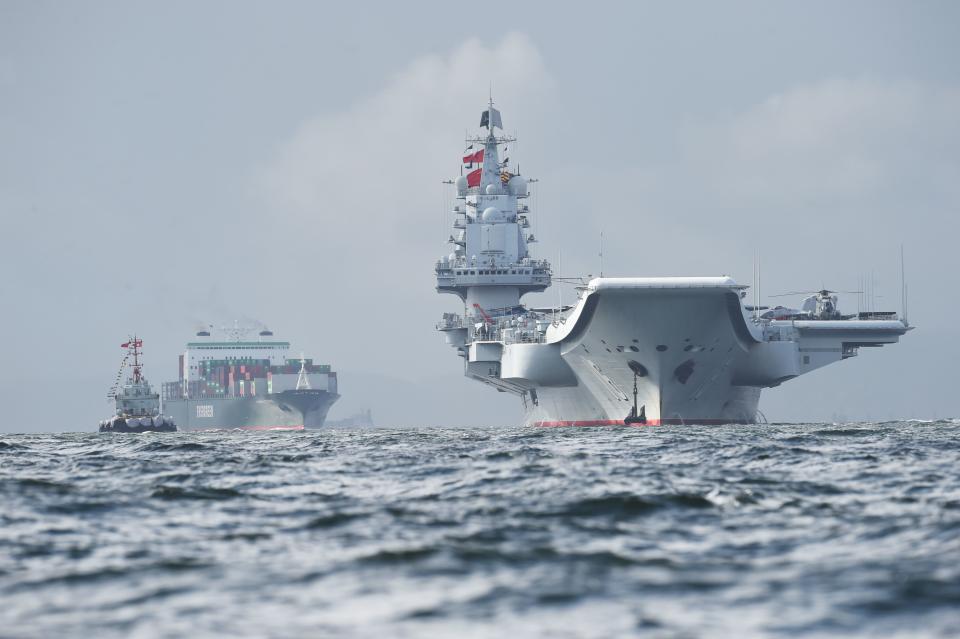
[463,148,484,165]
[466,168,482,187]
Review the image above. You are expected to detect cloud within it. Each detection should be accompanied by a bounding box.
[248,32,551,402]
[528,75,960,336]
[678,78,960,211]
[260,33,550,256]
[560,77,960,267]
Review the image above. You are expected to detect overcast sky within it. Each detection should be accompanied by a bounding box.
[1,1,957,432]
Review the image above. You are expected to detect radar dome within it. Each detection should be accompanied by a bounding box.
[482,207,500,222]
[485,183,499,195]
[508,175,528,196]
[455,176,468,196]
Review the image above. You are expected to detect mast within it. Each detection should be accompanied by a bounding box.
[901,244,909,326]
[435,100,551,333]
[296,353,311,390]
[131,336,142,383]
[599,230,604,278]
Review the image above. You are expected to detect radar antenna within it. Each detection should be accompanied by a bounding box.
[221,320,257,342]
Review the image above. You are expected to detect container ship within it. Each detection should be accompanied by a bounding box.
[161,324,338,430]
[434,100,911,425]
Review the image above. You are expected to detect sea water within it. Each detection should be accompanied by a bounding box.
[1,422,958,638]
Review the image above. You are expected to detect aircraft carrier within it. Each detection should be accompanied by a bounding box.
[161,324,339,430]
[435,100,912,425]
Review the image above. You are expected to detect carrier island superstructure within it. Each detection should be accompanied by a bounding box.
[435,101,912,425]
[161,325,339,430]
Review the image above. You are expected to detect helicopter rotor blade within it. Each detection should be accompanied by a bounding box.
[768,291,817,298]
[769,289,863,298]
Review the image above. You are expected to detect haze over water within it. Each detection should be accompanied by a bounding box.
[2,422,958,638]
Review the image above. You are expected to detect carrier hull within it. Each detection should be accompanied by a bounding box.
[508,279,762,425]
[466,278,908,426]
[162,390,338,431]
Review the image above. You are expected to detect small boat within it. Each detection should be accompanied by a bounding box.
[100,337,178,433]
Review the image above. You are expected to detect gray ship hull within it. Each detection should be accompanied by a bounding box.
[162,390,338,431]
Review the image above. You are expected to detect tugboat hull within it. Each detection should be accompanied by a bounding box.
[99,416,177,433]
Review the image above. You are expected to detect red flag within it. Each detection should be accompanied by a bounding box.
[463,149,483,164]
[466,168,482,188]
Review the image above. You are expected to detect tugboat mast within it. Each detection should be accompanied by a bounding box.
[121,336,144,383]
[130,337,142,383]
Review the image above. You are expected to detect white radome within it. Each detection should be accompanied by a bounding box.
[508,176,527,196]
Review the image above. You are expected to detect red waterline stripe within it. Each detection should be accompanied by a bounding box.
[533,418,745,427]
[535,419,645,427]
[187,425,305,432]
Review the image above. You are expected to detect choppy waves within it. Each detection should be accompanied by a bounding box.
[1,422,959,638]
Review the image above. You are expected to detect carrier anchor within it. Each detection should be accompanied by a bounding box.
[625,405,646,425]
[624,371,647,425]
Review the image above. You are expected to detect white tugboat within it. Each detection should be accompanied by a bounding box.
[100,337,177,433]
[435,101,913,425]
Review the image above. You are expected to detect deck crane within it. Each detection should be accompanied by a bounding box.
[472,303,495,325]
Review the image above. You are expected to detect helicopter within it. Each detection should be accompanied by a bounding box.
[767,289,861,321]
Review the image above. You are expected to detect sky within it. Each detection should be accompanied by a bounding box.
[1,1,958,432]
